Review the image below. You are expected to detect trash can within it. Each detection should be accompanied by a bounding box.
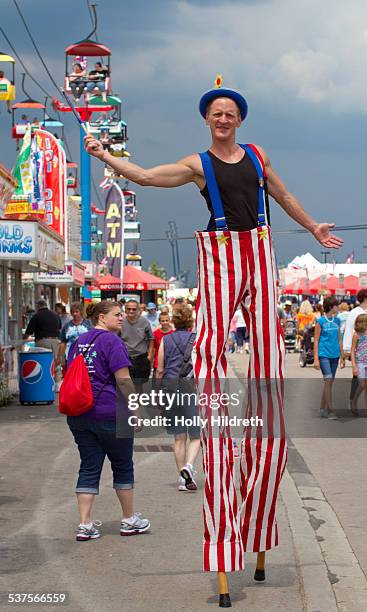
[19,347,55,405]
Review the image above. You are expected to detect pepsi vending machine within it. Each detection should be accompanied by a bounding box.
[19,348,55,405]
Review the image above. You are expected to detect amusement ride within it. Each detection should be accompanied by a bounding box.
[1,2,137,289]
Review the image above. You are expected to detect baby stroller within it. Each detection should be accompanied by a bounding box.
[299,324,315,367]
[284,319,297,353]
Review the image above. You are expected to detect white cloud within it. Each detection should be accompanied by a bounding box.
[110,0,367,115]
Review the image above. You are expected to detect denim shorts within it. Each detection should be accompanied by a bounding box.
[319,357,339,380]
[67,415,134,495]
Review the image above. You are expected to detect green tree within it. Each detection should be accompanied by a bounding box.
[148,261,167,280]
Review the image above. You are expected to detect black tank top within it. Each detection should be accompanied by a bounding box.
[200,149,270,231]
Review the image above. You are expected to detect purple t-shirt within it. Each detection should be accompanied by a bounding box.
[68,329,131,420]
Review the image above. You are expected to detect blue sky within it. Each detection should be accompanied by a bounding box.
[1,0,366,282]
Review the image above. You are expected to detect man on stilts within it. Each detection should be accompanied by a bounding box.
[84,76,342,607]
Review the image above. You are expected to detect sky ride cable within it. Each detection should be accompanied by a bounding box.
[138,224,367,242]
[0,24,52,98]
[12,0,61,96]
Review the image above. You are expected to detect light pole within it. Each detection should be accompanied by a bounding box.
[168,221,181,279]
[321,251,331,265]
[166,229,177,278]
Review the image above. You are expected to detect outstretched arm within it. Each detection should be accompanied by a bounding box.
[84,134,199,188]
[257,146,343,249]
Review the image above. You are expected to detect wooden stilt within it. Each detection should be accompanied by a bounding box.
[217,572,231,608]
[254,551,266,581]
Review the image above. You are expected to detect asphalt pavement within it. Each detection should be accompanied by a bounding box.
[1,352,367,611]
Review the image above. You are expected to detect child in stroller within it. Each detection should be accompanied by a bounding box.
[284,319,297,352]
[299,323,315,367]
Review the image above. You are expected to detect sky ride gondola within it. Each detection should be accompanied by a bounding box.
[88,94,128,154]
[123,190,138,221]
[66,161,78,190]
[11,74,45,140]
[41,113,65,143]
[0,52,16,109]
[64,40,111,103]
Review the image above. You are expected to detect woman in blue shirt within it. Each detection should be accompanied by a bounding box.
[314,297,345,419]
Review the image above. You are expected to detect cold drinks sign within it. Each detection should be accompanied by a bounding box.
[0,220,64,270]
[0,221,35,257]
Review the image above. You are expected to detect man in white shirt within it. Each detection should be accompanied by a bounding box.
[343,289,367,408]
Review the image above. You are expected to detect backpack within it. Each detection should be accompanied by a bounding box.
[58,330,106,416]
[170,332,196,378]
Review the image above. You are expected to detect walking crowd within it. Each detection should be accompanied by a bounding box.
[277,290,367,418]
[22,287,367,542]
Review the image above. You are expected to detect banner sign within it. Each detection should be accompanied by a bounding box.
[13,125,33,197]
[104,182,125,278]
[359,272,367,288]
[33,130,66,238]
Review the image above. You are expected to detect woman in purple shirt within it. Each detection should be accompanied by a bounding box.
[67,300,150,541]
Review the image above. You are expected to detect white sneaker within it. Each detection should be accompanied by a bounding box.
[319,409,328,418]
[120,512,150,536]
[180,463,197,491]
[76,520,102,541]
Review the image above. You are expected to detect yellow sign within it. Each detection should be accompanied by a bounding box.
[4,198,45,218]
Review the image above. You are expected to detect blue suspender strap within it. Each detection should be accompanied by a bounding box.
[199,151,228,231]
[240,144,267,227]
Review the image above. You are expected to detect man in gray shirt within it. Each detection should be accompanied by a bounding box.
[121,300,154,392]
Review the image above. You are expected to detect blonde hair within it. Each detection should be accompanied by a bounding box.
[339,302,349,312]
[355,314,367,334]
[299,300,313,316]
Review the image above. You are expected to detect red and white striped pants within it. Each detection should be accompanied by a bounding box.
[192,226,287,572]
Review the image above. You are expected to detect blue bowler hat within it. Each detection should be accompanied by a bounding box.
[199,74,248,121]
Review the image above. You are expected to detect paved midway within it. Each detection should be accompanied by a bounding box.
[1,353,367,611]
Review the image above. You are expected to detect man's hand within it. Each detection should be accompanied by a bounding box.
[312,223,343,249]
[84,134,106,161]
